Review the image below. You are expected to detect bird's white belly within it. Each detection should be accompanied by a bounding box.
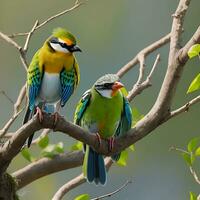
[38,72,61,103]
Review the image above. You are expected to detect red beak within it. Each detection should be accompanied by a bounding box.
[111,81,124,96]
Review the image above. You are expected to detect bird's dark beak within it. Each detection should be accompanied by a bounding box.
[111,81,124,97]
[70,45,82,52]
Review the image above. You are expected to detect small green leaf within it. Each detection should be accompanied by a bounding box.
[190,191,197,200]
[41,151,56,158]
[195,146,200,156]
[129,144,135,151]
[187,137,200,152]
[117,150,128,166]
[187,73,200,93]
[55,142,64,153]
[38,135,49,149]
[41,144,56,158]
[132,107,144,126]
[71,141,83,151]
[182,152,192,166]
[74,194,90,200]
[188,44,200,58]
[21,148,35,162]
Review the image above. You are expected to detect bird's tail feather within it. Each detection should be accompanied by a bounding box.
[83,146,106,185]
[23,106,36,147]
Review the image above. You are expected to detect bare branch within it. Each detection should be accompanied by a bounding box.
[127,54,160,101]
[0,90,14,105]
[190,167,200,185]
[23,20,39,52]
[13,151,84,189]
[52,158,113,200]
[91,180,132,200]
[170,95,200,118]
[116,33,170,78]
[0,109,24,138]
[14,84,26,115]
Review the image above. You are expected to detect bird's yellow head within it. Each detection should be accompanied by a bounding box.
[48,27,82,54]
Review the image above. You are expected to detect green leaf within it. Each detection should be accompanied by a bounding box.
[74,194,90,200]
[38,135,49,149]
[188,44,200,58]
[117,150,128,166]
[55,142,64,153]
[129,144,135,151]
[195,146,200,156]
[182,152,192,166]
[132,107,144,126]
[190,191,197,200]
[71,141,83,151]
[41,144,56,158]
[187,137,200,152]
[21,148,35,162]
[187,73,200,93]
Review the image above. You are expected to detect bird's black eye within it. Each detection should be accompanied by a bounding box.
[103,83,113,88]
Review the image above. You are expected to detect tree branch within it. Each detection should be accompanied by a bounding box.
[52,158,113,200]
[91,180,131,200]
[116,33,170,78]
[170,95,200,118]
[128,54,160,101]
[13,151,84,189]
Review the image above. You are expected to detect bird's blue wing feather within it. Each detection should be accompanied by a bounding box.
[27,51,43,110]
[60,68,76,107]
[74,89,91,125]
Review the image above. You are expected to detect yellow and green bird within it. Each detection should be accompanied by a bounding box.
[23,27,81,147]
[74,74,132,185]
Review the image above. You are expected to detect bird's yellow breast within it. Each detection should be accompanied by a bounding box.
[39,45,74,73]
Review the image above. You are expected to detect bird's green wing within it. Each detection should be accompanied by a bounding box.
[74,89,91,125]
[27,50,43,110]
[112,97,132,161]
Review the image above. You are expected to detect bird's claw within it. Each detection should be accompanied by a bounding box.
[36,107,43,123]
[108,137,115,152]
[52,112,60,130]
[95,132,102,148]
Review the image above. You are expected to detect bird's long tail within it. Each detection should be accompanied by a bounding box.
[23,106,36,147]
[83,145,106,185]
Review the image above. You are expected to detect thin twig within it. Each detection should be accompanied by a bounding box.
[117,33,170,78]
[169,146,190,154]
[52,158,113,200]
[7,0,84,38]
[91,180,132,200]
[0,108,24,138]
[23,20,39,52]
[170,95,200,118]
[0,90,14,105]
[190,166,200,185]
[127,54,160,101]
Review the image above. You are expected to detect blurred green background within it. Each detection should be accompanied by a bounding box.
[1,0,200,199]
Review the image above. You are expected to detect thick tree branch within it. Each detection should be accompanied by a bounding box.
[13,151,84,189]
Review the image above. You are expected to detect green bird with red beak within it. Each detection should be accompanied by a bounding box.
[74,74,132,185]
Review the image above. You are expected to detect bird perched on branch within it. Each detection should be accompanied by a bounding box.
[23,27,81,147]
[74,74,132,185]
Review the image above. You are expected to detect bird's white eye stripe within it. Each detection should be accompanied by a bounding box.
[49,42,69,53]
